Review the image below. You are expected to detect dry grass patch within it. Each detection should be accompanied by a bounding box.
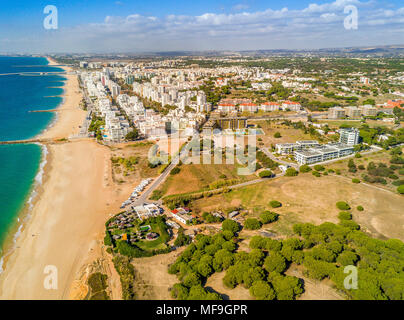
[189,174,404,240]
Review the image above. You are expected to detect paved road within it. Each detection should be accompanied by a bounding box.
[261,147,300,170]
[133,142,192,205]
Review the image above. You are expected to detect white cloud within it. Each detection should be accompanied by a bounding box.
[233,4,250,11]
[2,0,404,53]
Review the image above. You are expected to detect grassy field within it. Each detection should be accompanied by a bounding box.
[188,173,404,241]
[317,119,396,129]
[326,148,403,193]
[158,162,257,196]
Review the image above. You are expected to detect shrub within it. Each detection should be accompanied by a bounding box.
[299,165,312,173]
[399,169,404,175]
[274,132,282,138]
[336,201,351,211]
[259,170,273,178]
[312,171,321,177]
[398,185,404,194]
[314,165,325,172]
[355,153,362,158]
[352,178,360,184]
[260,211,279,224]
[170,167,181,175]
[285,168,298,177]
[269,200,282,208]
[392,180,404,186]
[104,231,113,246]
[338,211,352,220]
[357,205,364,212]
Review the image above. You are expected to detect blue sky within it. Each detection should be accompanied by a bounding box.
[0,0,403,53]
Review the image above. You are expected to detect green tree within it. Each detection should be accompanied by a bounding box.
[263,252,287,273]
[260,211,279,224]
[299,165,312,173]
[243,267,266,288]
[249,281,276,300]
[125,129,139,141]
[285,168,299,177]
[259,170,273,178]
[244,218,262,230]
[222,219,240,233]
[336,251,359,266]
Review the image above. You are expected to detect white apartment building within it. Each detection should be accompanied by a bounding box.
[339,128,360,146]
[276,140,320,155]
[294,143,355,165]
[345,106,361,119]
[260,102,280,112]
[328,107,346,119]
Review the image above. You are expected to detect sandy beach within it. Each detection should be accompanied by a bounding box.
[0,58,128,299]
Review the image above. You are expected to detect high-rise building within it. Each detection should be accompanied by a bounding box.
[339,128,360,146]
[111,84,121,98]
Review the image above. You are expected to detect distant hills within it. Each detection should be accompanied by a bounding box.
[7,44,403,59]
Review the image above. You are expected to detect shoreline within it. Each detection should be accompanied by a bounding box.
[0,56,68,273]
[0,56,132,299]
[0,56,104,299]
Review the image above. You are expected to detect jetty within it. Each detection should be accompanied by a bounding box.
[0,138,65,145]
[28,109,59,113]
[0,71,74,77]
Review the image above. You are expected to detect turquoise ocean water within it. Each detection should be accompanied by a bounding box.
[0,57,65,271]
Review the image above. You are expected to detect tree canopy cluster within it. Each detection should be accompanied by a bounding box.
[293,220,404,300]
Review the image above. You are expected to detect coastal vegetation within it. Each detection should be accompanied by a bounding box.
[85,272,110,300]
[168,212,404,300]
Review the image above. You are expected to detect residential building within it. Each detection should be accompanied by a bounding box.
[360,105,378,116]
[339,128,360,146]
[328,107,346,119]
[345,106,361,119]
[294,143,354,165]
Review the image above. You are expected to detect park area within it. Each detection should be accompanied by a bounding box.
[105,215,172,258]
